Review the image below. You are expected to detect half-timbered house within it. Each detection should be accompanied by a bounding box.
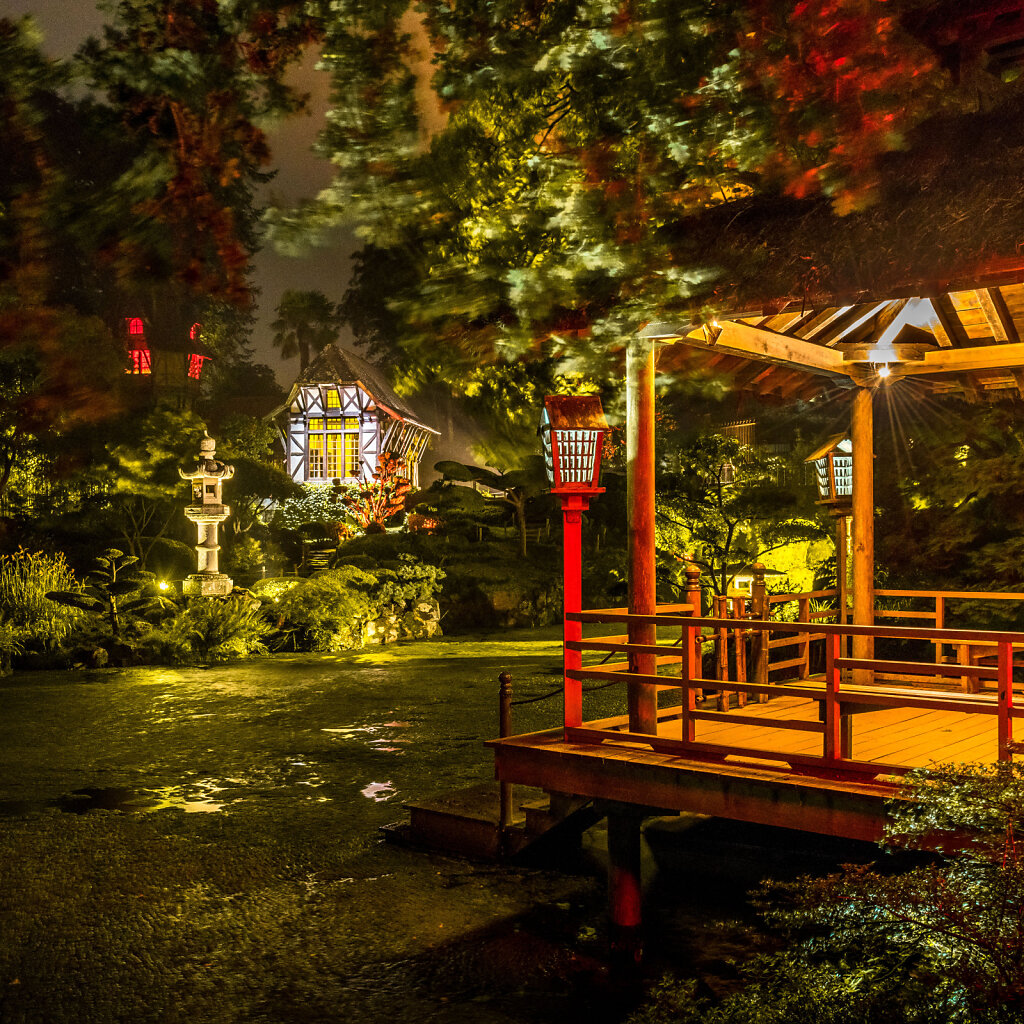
[271,344,439,487]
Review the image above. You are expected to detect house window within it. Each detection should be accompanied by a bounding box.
[127,348,152,374]
[127,317,145,336]
[326,435,343,478]
[187,354,205,379]
[308,414,362,480]
[345,432,360,477]
[326,390,341,409]
[308,434,325,478]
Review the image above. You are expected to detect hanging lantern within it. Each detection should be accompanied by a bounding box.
[805,435,853,509]
[539,395,608,495]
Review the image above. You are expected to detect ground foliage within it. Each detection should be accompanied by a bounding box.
[631,763,1024,1023]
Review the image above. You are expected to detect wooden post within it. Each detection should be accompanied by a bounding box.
[627,335,658,734]
[734,595,748,707]
[684,559,703,704]
[498,672,513,839]
[607,811,644,967]
[824,632,843,761]
[851,386,875,686]
[562,499,585,730]
[998,640,1013,762]
[836,514,849,628]
[752,563,768,701]
[798,596,811,680]
[715,594,729,710]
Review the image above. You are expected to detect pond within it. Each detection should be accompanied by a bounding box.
[0,629,778,1024]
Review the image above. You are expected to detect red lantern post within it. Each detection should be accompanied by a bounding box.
[539,395,608,733]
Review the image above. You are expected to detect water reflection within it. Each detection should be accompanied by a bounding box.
[360,781,396,801]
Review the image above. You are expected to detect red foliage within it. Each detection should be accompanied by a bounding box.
[738,0,941,213]
[342,453,413,530]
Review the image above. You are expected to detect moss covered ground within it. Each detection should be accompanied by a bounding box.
[0,632,653,1024]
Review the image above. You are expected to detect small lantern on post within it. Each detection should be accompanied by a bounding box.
[806,435,853,512]
[805,435,853,624]
[539,395,608,733]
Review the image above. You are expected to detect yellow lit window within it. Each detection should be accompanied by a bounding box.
[308,434,325,478]
[345,433,360,477]
[326,436,342,478]
[326,390,341,409]
[325,417,344,431]
[308,417,324,431]
[345,417,359,430]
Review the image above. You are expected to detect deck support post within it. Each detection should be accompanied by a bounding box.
[851,386,875,685]
[607,809,645,968]
[627,334,658,734]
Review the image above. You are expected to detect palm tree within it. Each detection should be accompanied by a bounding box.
[270,290,338,372]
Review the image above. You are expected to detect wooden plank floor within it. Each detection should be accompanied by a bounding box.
[646,695,997,769]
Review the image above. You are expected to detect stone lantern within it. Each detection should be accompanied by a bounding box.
[179,434,234,597]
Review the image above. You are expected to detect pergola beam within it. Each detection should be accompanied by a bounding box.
[897,342,1024,376]
[679,320,848,377]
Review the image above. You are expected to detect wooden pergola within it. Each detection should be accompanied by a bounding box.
[621,274,1024,729]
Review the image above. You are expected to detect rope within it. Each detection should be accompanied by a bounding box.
[509,677,646,706]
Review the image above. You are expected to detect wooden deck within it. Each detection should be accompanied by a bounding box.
[489,602,1024,843]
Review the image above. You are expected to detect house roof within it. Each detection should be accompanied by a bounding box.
[277,345,438,433]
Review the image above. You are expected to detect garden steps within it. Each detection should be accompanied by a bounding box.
[383,782,600,860]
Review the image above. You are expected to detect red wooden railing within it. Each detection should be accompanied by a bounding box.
[563,610,1024,779]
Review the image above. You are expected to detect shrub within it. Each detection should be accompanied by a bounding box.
[270,567,380,651]
[0,548,83,650]
[249,577,303,603]
[157,597,271,664]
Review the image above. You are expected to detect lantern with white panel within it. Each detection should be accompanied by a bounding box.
[539,395,608,731]
[805,434,853,624]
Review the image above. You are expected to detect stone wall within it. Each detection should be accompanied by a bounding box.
[363,598,442,646]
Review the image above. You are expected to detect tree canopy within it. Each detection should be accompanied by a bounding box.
[290,0,954,386]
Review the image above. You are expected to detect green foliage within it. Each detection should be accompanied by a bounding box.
[259,553,444,652]
[655,433,827,596]
[0,616,24,673]
[269,566,380,651]
[296,1,948,388]
[270,290,338,372]
[434,456,550,556]
[224,536,265,575]
[272,482,354,535]
[631,764,1024,1024]
[156,597,270,664]
[46,548,167,639]
[0,548,83,650]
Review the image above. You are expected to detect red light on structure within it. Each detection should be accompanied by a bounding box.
[189,322,202,341]
[127,348,152,374]
[187,354,206,380]
[127,317,145,336]
[539,395,608,495]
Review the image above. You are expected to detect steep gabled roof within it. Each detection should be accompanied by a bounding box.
[277,344,438,433]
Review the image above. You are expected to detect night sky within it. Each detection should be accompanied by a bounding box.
[4,0,358,385]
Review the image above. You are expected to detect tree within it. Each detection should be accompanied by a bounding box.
[656,432,826,596]
[435,456,549,557]
[288,1,946,387]
[270,289,339,372]
[103,406,207,568]
[80,0,325,306]
[46,548,165,639]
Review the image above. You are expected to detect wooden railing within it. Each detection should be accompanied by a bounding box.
[563,610,1024,780]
